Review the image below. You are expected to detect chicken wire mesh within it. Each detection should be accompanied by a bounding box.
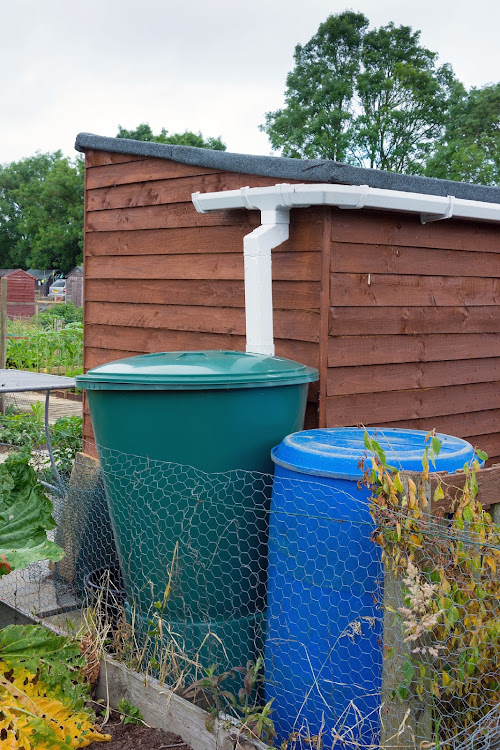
[0,439,498,750]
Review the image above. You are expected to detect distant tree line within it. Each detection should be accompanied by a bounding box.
[0,126,226,273]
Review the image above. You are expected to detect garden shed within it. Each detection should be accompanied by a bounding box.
[75,133,500,464]
[0,269,36,318]
[66,266,83,308]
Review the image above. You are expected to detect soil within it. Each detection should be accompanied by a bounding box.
[87,710,193,750]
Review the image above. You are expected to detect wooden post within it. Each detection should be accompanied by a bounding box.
[380,476,434,750]
[0,277,7,414]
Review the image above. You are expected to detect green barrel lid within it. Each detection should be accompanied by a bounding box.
[76,350,319,390]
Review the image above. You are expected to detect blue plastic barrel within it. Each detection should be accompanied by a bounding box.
[266,427,475,747]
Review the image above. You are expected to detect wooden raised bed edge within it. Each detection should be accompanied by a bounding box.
[428,461,500,513]
[51,389,83,402]
[96,655,269,750]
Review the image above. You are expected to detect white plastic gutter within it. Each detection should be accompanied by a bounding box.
[192,183,500,356]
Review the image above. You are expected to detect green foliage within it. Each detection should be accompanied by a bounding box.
[0,402,46,449]
[6,321,83,375]
[425,83,500,186]
[366,432,500,745]
[354,23,459,172]
[262,12,464,175]
[117,698,144,726]
[37,302,83,328]
[262,11,368,162]
[0,405,82,477]
[183,658,275,742]
[0,451,63,575]
[116,123,226,151]
[0,453,108,747]
[0,152,84,273]
[50,415,83,477]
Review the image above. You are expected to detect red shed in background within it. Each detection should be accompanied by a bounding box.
[0,269,36,319]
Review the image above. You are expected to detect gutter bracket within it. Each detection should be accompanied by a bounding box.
[340,185,370,210]
[420,195,455,224]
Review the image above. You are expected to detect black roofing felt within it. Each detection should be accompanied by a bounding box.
[75,132,500,205]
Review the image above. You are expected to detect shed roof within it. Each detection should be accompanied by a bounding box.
[0,269,35,279]
[26,269,53,280]
[67,266,83,276]
[75,132,500,206]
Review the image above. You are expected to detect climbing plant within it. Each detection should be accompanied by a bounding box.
[365,431,500,746]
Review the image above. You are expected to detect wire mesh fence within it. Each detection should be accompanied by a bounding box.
[0,438,498,750]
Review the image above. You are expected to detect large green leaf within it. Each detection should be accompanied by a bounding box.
[0,453,63,577]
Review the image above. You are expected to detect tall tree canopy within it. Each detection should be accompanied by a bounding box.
[262,12,463,175]
[425,84,500,186]
[0,152,83,273]
[117,123,226,151]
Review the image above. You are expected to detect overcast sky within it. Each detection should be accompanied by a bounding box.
[1,0,499,166]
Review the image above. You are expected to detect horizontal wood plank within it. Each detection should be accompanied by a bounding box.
[86,202,257,231]
[363,409,500,440]
[86,251,321,282]
[86,301,319,342]
[326,381,500,425]
[95,656,238,750]
[86,158,219,189]
[329,306,499,335]
[331,243,500,277]
[86,278,321,310]
[457,433,500,464]
[331,208,500,252]
[85,324,319,368]
[85,220,323,256]
[328,333,500,367]
[87,173,301,212]
[429,463,500,512]
[85,150,144,167]
[327,358,500,396]
[330,273,500,307]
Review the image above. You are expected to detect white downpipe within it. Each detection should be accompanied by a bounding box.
[243,212,290,356]
[192,182,500,354]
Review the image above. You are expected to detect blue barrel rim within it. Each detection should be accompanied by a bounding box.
[271,427,477,480]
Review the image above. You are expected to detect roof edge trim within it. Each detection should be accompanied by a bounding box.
[75,132,500,205]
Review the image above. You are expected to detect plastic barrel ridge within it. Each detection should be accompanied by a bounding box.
[265,427,476,747]
[76,350,318,675]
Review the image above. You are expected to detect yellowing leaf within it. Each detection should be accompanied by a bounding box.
[442,671,451,687]
[0,662,110,749]
[433,483,445,502]
[486,556,497,574]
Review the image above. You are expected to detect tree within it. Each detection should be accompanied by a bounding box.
[0,152,83,273]
[116,123,226,151]
[354,24,459,172]
[262,13,461,174]
[425,84,500,186]
[261,11,368,162]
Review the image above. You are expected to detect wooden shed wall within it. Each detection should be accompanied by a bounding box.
[67,271,83,308]
[82,149,500,464]
[4,271,36,318]
[82,150,323,448]
[326,209,500,464]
